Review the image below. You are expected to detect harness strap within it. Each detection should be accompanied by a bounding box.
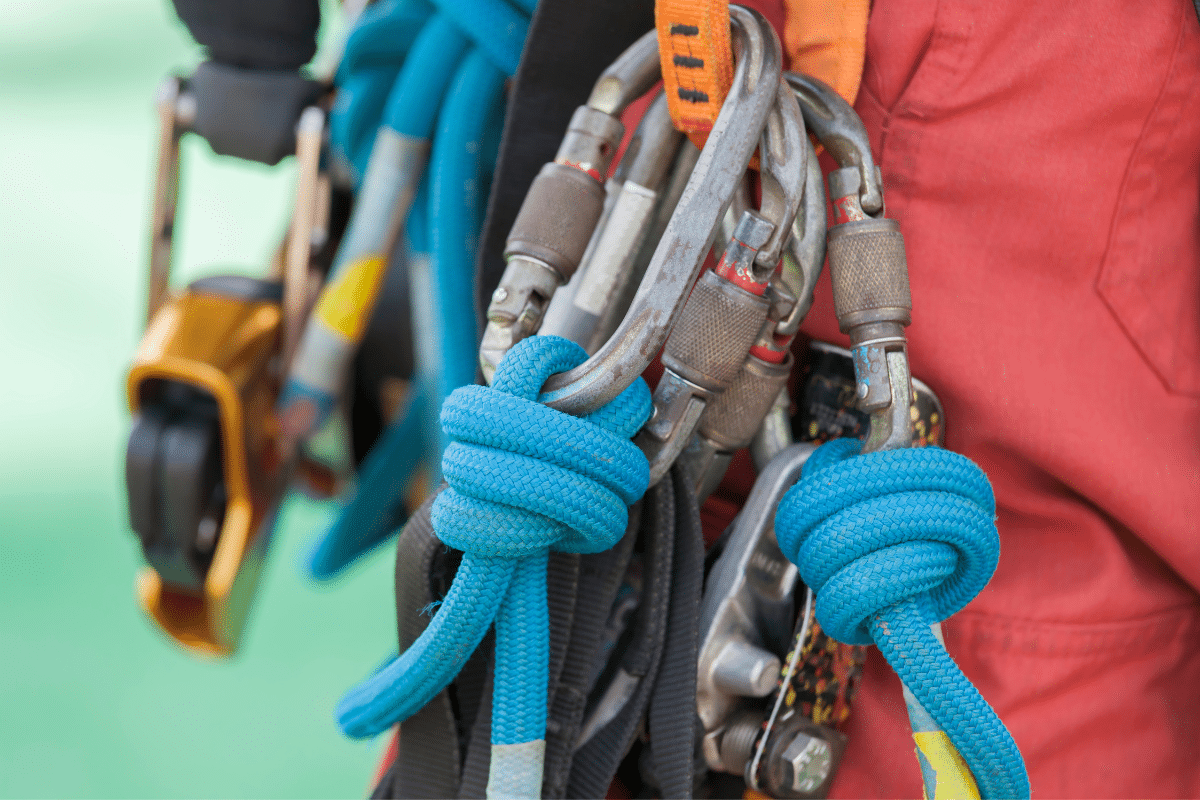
[646,466,705,798]
[566,472,677,799]
[369,492,461,799]
[542,518,640,797]
[780,0,870,103]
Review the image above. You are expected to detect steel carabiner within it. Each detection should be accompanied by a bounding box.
[478,30,661,382]
[536,5,784,415]
[637,68,807,486]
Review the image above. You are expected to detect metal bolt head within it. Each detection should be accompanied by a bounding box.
[491,286,509,304]
[780,732,834,794]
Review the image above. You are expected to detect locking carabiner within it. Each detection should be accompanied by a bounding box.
[533,5,783,416]
[787,72,911,453]
[685,131,826,500]
[637,70,806,486]
[789,72,994,800]
[478,30,661,382]
[544,89,683,354]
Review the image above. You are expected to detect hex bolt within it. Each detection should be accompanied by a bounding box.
[780,731,835,794]
[759,718,847,798]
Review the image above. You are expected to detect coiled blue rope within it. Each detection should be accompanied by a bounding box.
[774,437,1029,799]
[337,336,650,791]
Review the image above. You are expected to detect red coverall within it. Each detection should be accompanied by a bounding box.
[370,2,1200,795]
[757,0,1200,795]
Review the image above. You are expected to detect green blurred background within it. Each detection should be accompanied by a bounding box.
[0,0,398,795]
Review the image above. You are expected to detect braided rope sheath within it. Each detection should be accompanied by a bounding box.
[336,337,650,778]
[775,437,1030,799]
[304,0,537,580]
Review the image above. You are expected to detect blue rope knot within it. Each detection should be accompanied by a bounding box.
[775,437,999,645]
[336,335,651,750]
[435,336,650,560]
[775,437,1029,799]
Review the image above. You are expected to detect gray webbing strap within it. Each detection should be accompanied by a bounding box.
[542,505,641,797]
[457,661,494,798]
[566,477,676,798]
[647,467,705,798]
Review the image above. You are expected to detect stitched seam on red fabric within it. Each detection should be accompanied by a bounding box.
[1094,2,1194,395]
[894,0,972,120]
[946,604,1200,659]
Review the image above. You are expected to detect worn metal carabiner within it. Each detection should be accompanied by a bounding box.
[544,89,683,353]
[478,30,661,382]
[637,73,806,486]
[787,72,912,453]
[685,131,826,500]
[535,5,783,415]
[790,73,982,800]
[786,72,883,219]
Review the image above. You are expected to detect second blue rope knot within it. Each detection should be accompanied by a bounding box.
[774,436,1029,799]
[775,437,1000,645]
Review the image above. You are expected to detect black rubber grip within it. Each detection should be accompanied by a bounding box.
[172,0,320,70]
[190,61,323,166]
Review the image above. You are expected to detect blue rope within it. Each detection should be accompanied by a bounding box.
[428,49,505,454]
[337,336,651,746]
[306,0,534,581]
[774,438,1029,799]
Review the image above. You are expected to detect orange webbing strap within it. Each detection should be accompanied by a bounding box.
[782,0,869,104]
[656,0,733,150]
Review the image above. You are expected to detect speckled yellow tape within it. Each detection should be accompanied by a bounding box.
[314,254,387,341]
[914,731,980,800]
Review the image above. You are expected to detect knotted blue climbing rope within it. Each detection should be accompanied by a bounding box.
[301,0,538,579]
[774,437,1029,799]
[337,335,651,798]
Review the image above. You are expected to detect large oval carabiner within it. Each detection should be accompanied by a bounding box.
[537,5,783,415]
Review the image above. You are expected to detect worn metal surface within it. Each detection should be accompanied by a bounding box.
[785,72,883,217]
[540,6,782,415]
[696,443,814,761]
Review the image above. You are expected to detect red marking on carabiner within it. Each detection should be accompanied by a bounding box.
[833,195,866,226]
[559,159,603,182]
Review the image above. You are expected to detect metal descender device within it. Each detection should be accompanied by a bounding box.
[125,67,331,655]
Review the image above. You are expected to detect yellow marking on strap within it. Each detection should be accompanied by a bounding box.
[656,0,733,150]
[314,254,387,341]
[913,731,981,800]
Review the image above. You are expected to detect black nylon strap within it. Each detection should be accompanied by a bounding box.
[474,0,655,320]
[457,663,494,799]
[542,505,640,798]
[545,551,582,739]
[647,467,706,799]
[566,478,675,798]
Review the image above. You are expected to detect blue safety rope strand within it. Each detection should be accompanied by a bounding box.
[303,0,535,580]
[774,438,1030,799]
[337,337,650,782]
[428,50,505,453]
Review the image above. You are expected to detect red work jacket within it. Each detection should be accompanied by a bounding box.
[768,0,1200,795]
